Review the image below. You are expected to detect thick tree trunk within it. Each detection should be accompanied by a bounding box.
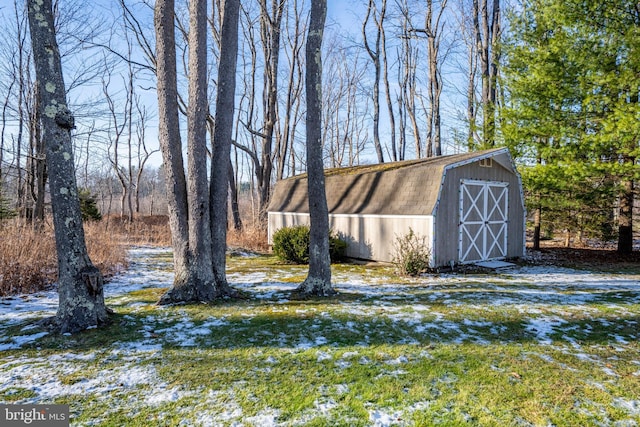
[296,0,334,297]
[210,0,240,293]
[154,0,191,293]
[184,0,217,300]
[27,0,109,333]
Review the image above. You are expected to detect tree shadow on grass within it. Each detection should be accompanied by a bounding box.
[4,284,639,354]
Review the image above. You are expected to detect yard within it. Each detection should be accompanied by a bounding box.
[1,247,639,426]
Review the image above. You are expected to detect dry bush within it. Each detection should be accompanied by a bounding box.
[83,220,129,278]
[0,219,127,296]
[391,228,432,276]
[0,211,267,296]
[227,225,269,253]
[101,215,172,246]
[0,221,57,296]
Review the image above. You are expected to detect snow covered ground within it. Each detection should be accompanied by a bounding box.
[1,247,640,426]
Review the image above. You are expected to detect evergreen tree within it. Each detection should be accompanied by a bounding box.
[0,192,16,220]
[502,0,640,250]
[0,200,15,220]
[78,188,102,221]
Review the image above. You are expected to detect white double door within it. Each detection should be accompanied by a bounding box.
[459,179,509,263]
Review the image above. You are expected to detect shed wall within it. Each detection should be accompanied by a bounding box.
[268,212,434,262]
[432,160,525,266]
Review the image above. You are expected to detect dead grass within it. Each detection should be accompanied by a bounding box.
[83,221,129,279]
[101,215,172,246]
[227,225,269,253]
[0,219,128,296]
[0,222,56,296]
[0,215,268,296]
[101,215,268,252]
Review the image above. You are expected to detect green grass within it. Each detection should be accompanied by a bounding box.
[1,253,640,426]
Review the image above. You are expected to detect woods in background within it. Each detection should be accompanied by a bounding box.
[0,0,638,255]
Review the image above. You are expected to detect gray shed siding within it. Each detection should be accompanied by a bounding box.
[267,148,525,267]
[268,212,434,262]
[432,155,525,266]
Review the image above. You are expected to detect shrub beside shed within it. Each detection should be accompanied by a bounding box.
[267,148,525,267]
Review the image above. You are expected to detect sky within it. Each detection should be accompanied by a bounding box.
[0,0,471,177]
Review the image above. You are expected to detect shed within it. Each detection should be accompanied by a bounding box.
[267,148,525,267]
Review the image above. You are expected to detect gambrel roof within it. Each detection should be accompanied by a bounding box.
[268,148,516,216]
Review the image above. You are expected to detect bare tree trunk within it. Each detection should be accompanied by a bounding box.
[278,0,305,180]
[229,157,242,231]
[432,82,442,156]
[397,5,422,158]
[425,0,448,157]
[0,80,10,194]
[256,0,285,223]
[210,0,240,293]
[124,60,135,222]
[489,0,500,131]
[27,84,46,228]
[106,179,114,222]
[476,0,489,145]
[183,0,217,300]
[15,31,26,219]
[228,112,243,231]
[32,107,46,226]
[466,20,477,150]
[27,0,109,333]
[533,202,541,251]
[379,0,396,162]
[362,0,385,163]
[396,75,407,160]
[154,0,190,290]
[133,100,157,215]
[407,74,422,158]
[475,0,500,147]
[149,174,156,216]
[103,70,131,222]
[296,0,334,297]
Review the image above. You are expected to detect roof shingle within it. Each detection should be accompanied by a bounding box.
[268,148,508,216]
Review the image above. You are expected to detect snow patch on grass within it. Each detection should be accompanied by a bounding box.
[0,331,48,351]
[525,316,568,345]
[244,408,281,427]
[2,248,640,425]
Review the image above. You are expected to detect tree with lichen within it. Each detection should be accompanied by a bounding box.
[27,0,110,333]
